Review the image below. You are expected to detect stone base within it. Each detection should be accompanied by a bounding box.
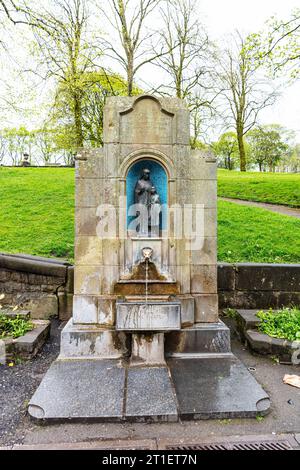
[28,353,270,422]
[60,319,130,359]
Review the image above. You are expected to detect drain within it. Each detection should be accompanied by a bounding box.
[166,440,293,451]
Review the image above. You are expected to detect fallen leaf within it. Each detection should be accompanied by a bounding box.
[12,306,18,312]
[0,294,5,300]
[8,362,14,367]
[283,374,300,389]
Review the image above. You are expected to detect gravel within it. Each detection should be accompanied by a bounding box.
[0,320,60,447]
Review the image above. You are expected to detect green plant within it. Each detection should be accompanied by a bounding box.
[222,308,238,319]
[256,415,264,422]
[257,307,300,342]
[0,314,33,339]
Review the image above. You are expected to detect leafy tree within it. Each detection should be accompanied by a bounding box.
[0,0,100,148]
[212,132,239,170]
[246,125,289,172]
[216,33,277,171]
[248,9,300,80]
[50,71,138,149]
[2,126,33,165]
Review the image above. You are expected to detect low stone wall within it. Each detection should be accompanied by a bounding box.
[0,254,299,319]
[218,262,300,309]
[0,253,73,320]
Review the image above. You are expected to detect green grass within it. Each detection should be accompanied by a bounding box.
[218,200,300,263]
[0,167,74,259]
[218,169,300,207]
[257,307,300,342]
[0,168,299,263]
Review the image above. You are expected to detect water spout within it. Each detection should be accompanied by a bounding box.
[142,247,153,305]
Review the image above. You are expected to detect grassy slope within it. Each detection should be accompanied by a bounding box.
[0,167,74,259]
[218,200,300,263]
[218,169,300,207]
[0,168,299,263]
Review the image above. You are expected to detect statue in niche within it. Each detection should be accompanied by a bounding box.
[134,168,161,236]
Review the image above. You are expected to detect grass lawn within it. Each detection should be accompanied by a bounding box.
[218,169,300,207]
[0,167,299,263]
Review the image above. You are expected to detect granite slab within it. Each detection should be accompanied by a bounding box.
[125,366,178,422]
[168,355,271,420]
[28,359,125,422]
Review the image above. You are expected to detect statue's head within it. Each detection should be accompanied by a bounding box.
[142,168,150,180]
[150,186,156,194]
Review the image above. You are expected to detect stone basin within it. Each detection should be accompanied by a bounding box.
[116,301,181,331]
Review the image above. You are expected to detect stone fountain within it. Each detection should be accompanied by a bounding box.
[29,95,270,422]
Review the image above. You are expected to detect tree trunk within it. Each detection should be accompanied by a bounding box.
[74,94,84,148]
[237,127,246,171]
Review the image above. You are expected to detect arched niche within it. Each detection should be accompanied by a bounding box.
[126,158,168,233]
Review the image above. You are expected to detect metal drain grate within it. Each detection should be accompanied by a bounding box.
[166,440,293,451]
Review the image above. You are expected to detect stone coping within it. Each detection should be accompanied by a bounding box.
[0,252,70,277]
[235,309,300,364]
[3,320,50,360]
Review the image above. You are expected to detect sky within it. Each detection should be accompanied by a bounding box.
[201,0,300,140]
[0,0,299,141]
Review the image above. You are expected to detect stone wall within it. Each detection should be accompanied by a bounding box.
[0,253,73,320]
[1,253,299,319]
[218,262,300,309]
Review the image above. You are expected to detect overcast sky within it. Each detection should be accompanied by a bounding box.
[201,0,300,140]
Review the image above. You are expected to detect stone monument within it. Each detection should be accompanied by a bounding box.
[29,95,270,421]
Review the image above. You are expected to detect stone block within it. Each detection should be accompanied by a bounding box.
[131,333,165,365]
[57,291,73,321]
[235,264,300,292]
[194,294,219,323]
[98,296,116,326]
[190,150,217,180]
[60,319,129,359]
[191,264,217,294]
[73,295,98,324]
[116,301,181,331]
[75,236,103,266]
[23,294,58,320]
[75,208,97,237]
[74,266,102,295]
[76,178,101,208]
[218,263,235,291]
[165,322,231,355]
[75,149,104,179]
[191,237,217,265]
[177,295,194,326]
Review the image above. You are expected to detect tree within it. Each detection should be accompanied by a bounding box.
[99,0,167,96]
[248,9,300,80]
[33,127,57,164]
[2,126,33,165]
[154,0,210,99]
[246,125,289,172]
[217,33,277,171]
[0,0,99,148]
[50,71,135,149]
[212,132,239,170]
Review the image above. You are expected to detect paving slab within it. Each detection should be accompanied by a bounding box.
[28,359,125,422]
[168,355,270,420]
[125,366,178,422]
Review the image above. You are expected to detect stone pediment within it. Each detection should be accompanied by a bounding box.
[119,95,175,145]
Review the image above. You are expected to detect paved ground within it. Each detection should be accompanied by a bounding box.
[219,197,300,219]
[0,319,299,449]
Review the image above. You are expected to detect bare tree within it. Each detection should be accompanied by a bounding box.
[217,33,277,171]
[99,0,168,96]
[154,0,211,99]
[0,0,99,148]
